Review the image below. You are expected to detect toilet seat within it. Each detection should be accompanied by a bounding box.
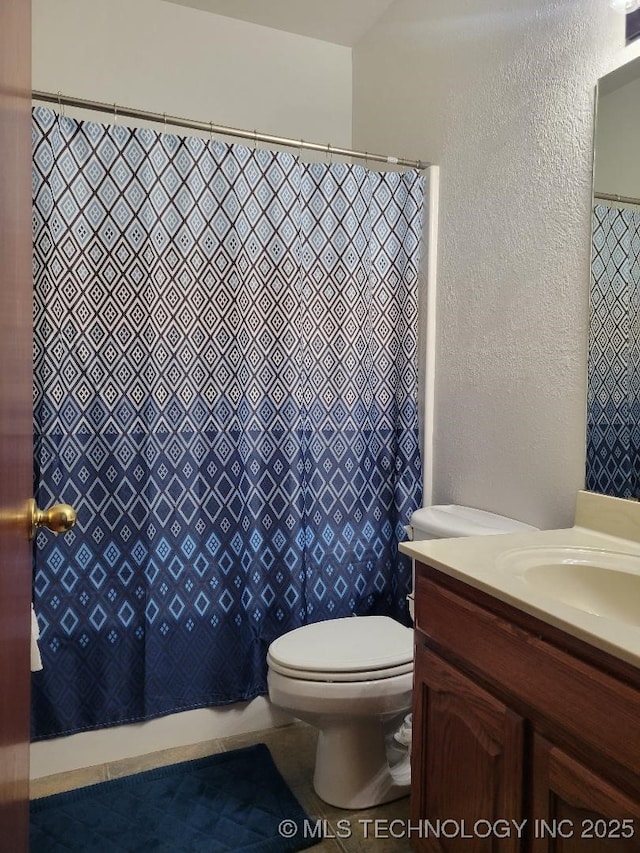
[267,615,413,682]
[267,657,413,682]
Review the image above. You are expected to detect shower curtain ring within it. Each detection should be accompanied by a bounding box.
[209,121,214,143]
[252,130,257,151]
[57,91,64,117]
[113,103,118,125]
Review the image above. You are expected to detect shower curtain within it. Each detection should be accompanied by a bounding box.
[31,106,424,738]
[588,202,640,497]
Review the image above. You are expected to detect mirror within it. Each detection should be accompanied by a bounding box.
[587,56,640,498]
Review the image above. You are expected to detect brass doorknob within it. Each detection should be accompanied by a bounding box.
[27,499,77,540]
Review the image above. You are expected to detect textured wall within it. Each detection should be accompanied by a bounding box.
[353,0,626,529]
[32,0,352,146]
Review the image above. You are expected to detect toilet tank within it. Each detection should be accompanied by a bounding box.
[405,505,537,620]
[409,504,537,541]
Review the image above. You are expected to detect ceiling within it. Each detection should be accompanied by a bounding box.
[162,0,396,47]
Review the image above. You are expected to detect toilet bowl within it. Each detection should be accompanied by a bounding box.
[267,614,413,809]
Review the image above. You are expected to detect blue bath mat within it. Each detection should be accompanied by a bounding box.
[30,743,319,852]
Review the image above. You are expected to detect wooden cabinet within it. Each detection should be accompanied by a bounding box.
[411,563,640,853]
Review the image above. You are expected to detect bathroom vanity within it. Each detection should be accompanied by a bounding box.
[400,492,640,853]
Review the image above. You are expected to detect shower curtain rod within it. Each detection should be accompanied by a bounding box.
[32,90,430,171]
[595,191,640,207]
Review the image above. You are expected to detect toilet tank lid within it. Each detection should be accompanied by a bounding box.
[409,504,537,538]
[268,615,413,673]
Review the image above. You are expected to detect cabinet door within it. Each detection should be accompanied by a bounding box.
[531,736,640,852]
[412,642,525,852]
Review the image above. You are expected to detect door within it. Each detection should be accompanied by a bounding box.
[531,736,640,853]
[412,643,525,853]
[0,0,33,850]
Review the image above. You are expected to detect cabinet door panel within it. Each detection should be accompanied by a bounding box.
[532,736,640,853]
[412,643,525,853]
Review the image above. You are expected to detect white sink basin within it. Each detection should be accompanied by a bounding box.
[497,547,640,626]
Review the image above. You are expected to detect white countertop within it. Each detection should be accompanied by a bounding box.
[400,491,640,669]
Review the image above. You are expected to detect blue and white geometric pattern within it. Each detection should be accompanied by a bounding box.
[587,203,640,497]
[31,107,424,738]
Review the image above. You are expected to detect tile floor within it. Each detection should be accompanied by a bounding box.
[30,721,413,852]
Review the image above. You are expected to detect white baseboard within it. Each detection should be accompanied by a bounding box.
[30,696,293,779]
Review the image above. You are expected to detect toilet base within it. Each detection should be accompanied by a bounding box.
[313,718,410,809]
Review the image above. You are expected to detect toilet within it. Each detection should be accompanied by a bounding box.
[266,505,537,810]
